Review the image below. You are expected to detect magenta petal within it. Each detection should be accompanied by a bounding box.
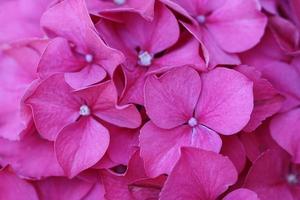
[270,108,300,163]
[144,66,201,129]
[64,64,107,89]
[244,150,293,200]
[25,74,80,141]
[0,128,63,179]
[55,117,109,177]
[196,67,254,135]
[41,0,94,43]
[223,189,259,200]
[221,135,246,173]
[208,0,267,52]
[36,177,94,200]
[38,37,82,79]
[74,81,141,128]
[160,147,238,200]
[0,168,38,200]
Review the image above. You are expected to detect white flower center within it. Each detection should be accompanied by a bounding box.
[114,0,126,5]
[196,15,206,24]
[85,54,93,63]
[79,105,91,116]
[188,117,198,127]
[286,173,298,185]
[138,51,153,66]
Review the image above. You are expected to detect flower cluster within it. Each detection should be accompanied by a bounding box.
[0,0,299,199]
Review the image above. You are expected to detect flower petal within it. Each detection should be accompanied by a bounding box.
[223,189,259,200]
[160,147,237,200]
[144,66,201,129]
[55,117,109,178]
[196,67,253,135]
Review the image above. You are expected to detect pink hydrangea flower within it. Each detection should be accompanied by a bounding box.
[140,66,253,176]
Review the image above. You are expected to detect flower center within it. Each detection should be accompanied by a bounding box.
[85,54,93,63]
[286,173,299,185]
[138,51,153,66]
[188,117,198,127]
[79,105,91,116]
[113,0,126,5]
[196,15,206,24]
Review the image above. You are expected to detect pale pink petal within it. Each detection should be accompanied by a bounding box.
[144,66,201,129]
[0,168,38,200]
[160,147,238,200]
[55,117,109,177]
[74,81,141,128]
[25,74,80,141]
[36,177,94,200]
[207,0,267,52]
[270,108,300,163]
[196,67,254,135]
[223,189,259,200]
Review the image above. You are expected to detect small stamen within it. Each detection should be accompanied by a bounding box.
[188,117,198,127]
[138,51,153,66]
[286,173,299,185]
[114,0,126,5]
[79,105,91,116]
[196,15,206,24]
[85,54,93,63]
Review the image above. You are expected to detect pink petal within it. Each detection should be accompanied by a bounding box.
[139,122,221,177]
[36,176,94,200]
[160,147,238,200]
[74,81,141,128]
[207,0,267,52]
[64,64,107,89]
[144,66,201,129]
[196,67,254,135]
[181,22,240,67]
[38,37,83,79]
[25,74,80,141]
[221,135,246,173]
[0,168,38,200]
[0,127,63,179]
[270,108,300,163]
[235,65,284,132]
[41,0,94,44]
[223,189,259,200]
[244,150,293,200]
[55,117,109,177]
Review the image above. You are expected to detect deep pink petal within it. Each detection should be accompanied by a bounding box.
[74,81,141,128]
[0,168,38,200]
[196,67,254,135]
[36,177,94,200]
[41,0,94,43]
[235,65,284,132]
[207,0,267,52]
[25,74,80,141]
[144,66,201,129]
[0,127,63,179]
[139,122,221,177]
[160,147,238,200]
[221,135,246,173]
[55,117,109,177]
[244,150,293,200]
[270,108,300,163]
[223,189,259,200]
